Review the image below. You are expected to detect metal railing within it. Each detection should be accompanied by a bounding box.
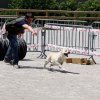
[0,18,100,63]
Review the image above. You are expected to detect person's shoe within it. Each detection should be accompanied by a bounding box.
[13,64,20,69]
[3,59,12,65]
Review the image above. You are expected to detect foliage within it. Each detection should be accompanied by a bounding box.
[9,0,100,11]
[9,0,60,10]
[77,0,100,11]
[60,0,78,10]
[9,0,23,9]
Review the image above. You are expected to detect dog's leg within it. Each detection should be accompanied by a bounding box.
[59,66,66,71]
[44,61,49,68]
[44,56,51,68]
[56,62,65,71]
[49,63,54,70]
[49,63,53,68]
[58,65,62,69]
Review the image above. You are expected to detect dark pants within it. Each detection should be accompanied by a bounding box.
[4,34,19,65]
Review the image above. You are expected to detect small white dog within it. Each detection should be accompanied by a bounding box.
[44,49,70,70]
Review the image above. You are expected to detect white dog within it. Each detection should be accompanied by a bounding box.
[44,49,70,70]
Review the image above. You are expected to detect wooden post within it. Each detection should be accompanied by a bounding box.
[46,10,48,18]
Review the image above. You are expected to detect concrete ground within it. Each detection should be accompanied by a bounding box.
[0,52,100,100]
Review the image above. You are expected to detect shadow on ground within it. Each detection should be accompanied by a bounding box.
[19,66,79,74]
[20,59,34,61]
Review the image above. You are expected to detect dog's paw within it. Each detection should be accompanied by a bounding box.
[48,68,54,71]
[60,67,66,71]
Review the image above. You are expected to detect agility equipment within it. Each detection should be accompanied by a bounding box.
[0,38,27,60]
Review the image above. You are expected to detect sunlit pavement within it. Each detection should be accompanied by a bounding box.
[0,52,100,100]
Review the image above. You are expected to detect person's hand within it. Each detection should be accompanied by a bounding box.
[32,32,37,36]
[17,34,22,38]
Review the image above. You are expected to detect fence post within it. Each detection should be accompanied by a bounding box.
[89,27,96,64]
[46,10,48,18]
[37,28,47,59]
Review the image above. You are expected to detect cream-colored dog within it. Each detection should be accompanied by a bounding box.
[44,49,70,70]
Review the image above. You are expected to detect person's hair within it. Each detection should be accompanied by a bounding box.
[25,13,34,19]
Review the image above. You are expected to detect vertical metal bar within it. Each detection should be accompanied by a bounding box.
[71,28,74,48]
[68,29,70,47]
[60,26,61,46]
[66,30,68,47]
[75,28,77,49]
[79,30,80,49]
[56,29,58,45]
[82,29,84,50]
[63,26,65,46]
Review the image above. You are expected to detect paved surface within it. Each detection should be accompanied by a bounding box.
[0,52,100,100]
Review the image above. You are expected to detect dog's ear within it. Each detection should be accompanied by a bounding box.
[67,51,70,54]
[64,53,68,57]
[64,50,70,57]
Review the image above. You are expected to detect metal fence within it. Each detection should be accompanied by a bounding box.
[0,18,100,63]
[44,23,92,50]
[23,19,89,58]
[22,19,88,52]
[91,21,100,50]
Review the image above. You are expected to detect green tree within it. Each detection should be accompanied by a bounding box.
[77,0,100,11]
[9,0,23,8]
[9,0,59,9]
[60,0,78,10]
[9,0,100,11]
